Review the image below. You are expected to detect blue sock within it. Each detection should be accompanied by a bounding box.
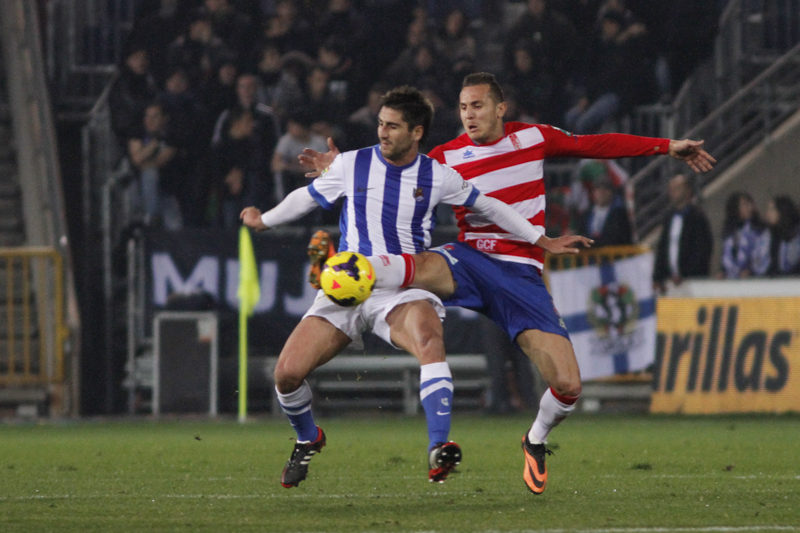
[420,362,453,450]
[276,381,319,442]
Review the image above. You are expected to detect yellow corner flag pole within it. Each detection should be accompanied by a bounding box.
[237,226,260,423]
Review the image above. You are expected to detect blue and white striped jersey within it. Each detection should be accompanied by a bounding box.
[307,145,480,255]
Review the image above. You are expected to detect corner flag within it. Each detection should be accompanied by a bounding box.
[237,226,260,422]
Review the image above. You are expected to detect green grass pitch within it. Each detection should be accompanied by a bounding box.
[1,414,798,532]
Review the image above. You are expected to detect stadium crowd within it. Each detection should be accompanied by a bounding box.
[108,0,799,272]
[108,0,721,229]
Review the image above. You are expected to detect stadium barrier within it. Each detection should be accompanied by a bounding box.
[652,280,800,414]
[264,355,489,417]
[0,247,67,386]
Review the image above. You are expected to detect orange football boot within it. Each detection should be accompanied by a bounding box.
[307,230,335,289]
[522,434,553,494]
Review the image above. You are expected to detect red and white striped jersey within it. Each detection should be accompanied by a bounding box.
[428,122,670,270]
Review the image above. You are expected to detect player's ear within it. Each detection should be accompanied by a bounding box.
[496,101,507,119]
[412,125,424,142]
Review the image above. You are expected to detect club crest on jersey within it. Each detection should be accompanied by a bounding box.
[509,133,522,151]
[462,149,475,159]
[413,187,425,202]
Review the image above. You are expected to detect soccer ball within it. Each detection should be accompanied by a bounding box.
[319,252,375,307]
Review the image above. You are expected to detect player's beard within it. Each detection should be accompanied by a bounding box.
[380,136,414,162]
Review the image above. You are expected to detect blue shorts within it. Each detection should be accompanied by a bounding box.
[430,242,570,344]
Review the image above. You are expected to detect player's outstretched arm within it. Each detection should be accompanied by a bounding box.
[535,235,594,255]
[668,139,716,173]
[240,207,269,231]
[240,187,321,230]
[299,137,340,177]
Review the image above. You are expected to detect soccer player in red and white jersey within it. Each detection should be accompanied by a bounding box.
[300,73,715,494]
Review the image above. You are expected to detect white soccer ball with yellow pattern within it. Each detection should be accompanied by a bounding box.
[320,252,375,307]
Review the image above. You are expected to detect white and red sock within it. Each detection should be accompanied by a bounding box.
[528,387,579,444]
[368,254,416,289]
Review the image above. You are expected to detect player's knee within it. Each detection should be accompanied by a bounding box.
[551,378,582,399]
[273,362,304,394]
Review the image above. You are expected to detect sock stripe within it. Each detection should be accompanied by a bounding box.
[280,403,312,416]
[420,379,453,401]
[549,387,579,405]
[401,254,416,287]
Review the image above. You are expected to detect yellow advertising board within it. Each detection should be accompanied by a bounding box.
[651,297,800,413]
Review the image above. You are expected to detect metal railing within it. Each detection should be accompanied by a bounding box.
[46,0,136,110]
[0,247,67,385]
[631,41,800,238]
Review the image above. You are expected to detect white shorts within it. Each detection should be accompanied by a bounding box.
[302,287,445,350]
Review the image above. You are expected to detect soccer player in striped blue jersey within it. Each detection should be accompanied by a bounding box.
[241,86,555,488]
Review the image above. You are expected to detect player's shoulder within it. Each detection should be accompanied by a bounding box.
[505,121,541,134]
[339,145,376,162]
[429,133,473,158]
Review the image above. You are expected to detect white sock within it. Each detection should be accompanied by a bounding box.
[369,254,414,289]
[528,388,578,444]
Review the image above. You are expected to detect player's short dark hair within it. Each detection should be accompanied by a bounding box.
[462,72,505,104]
[380,85,434,144]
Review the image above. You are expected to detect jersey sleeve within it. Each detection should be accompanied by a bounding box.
[306,154,346,210]
[539,124,670,159]
[438,164,481,207]
[427,145,445,164]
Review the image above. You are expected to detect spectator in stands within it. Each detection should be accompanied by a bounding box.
[503,0,578,121]
[254,42,283,106]
[272,109,328,196]
[166,8,229,88]
[128,102,185,230]
[345,82,387,150]
[157,67,205,225]
[271,51,315,121]
[315,0,367,53]
[502,86,538,125]
[196,54,239,141]
[433,8,476,68]
[317,37,356,111]
[763,195,800,276]
[653,174,713,293]
[426,0,484,23]
[504,40,554,123]
[209,73,280,227]
[262,0,314,55]
[157,67,200,155]
[380,15,432,84]
[419,84,461,152]
[204,0,256,60]
[565,10,654,134]
[304,66,346,141]
[659,0,717,95]
[109,44,158,145]
[382,44,452,100]
[579,175,632,246]
[129,0,187,82]
[719,191,770,279]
